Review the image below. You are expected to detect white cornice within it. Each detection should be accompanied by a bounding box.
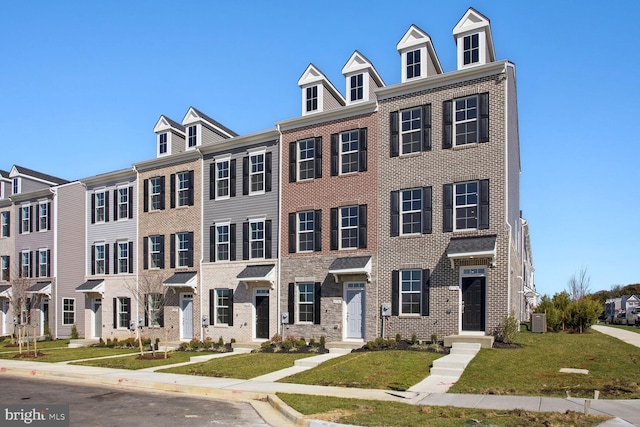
[133,149,201,171]
[80,167,137,186]
[11,188,53,203]
[277,101,377,132]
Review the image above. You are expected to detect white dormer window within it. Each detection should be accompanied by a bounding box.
[453,8,495,70]
[463,33,480,65]
[306,86,318,113]
[406,49,421,79]
[0,182,4,199]
[12,178,20,195]
[158,133,168,155]
[187,125,198,148]
[349,74,363,102]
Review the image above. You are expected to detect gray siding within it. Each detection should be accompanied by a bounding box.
[18,177,51,194]
[201,124,229,146]
[323,85,342,111]
[170,129,186,154]
[506,65,521,253]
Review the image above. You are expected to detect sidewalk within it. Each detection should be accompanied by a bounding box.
[1,327,639,427]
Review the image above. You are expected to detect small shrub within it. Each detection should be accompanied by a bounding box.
[430,333,438,344]
[309,337,316,347]
[395,333,402,342]
[70,324,79,339]
[410,333,418,345]
[270,333,282,345]
[106,338,112,347]
[218,336,224,346]
[98,338,105,347]
[230,338,236,344]
[501,311,519,344]
[319,335,326,348]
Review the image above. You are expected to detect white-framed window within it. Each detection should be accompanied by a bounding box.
[38,249,48,278]
[21,251,30,278]
[454,95,478,146]
[177,232,189,267]
[116,297,129,328]
[215,288,230,325]
[297,211,315,252]
[297,283,314,323]
[340,206,359,249]
[150,235,162,269]
[0,211,8,237]
[340,130,359,174]
[306,86,318,112]
[38,201,48,231]
[349,73,363,102]
[150,177,162,211]
[249,152,265,194]
[406,49,421,79]
[400,107,422,155]
[250,220,264,259]
[62,298,75,325]
[401,269,422,315]
[187,125,198,148]
[298,138,316,180]
[215,158,230,199]
[1,256,9,281]
[117,242,129,274]
[216,223,230,261]
[177,171,190,207]
[455,181,479,230]
[12,178,20,195]
[118,187,129,219]
[158,132,168,155]
[463,33,480,66]
[95,191,105,222]
[147,293,162,327]
[0,182,3,200]
[401,189,422,235]
[94,244,105,275]
[21,205,30,233]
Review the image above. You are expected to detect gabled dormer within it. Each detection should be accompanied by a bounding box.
[341,51,385,105]
[298,64,345,116]
[0,170,9,200]
[153,115,185,157]
[453,7,495,70]
[181,107,237,149]
[397,25,443,83]
[8,165,68,196]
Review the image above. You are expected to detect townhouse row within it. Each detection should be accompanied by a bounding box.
[0,8,536,345]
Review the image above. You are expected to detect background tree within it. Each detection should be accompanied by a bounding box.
[567,266,591,301]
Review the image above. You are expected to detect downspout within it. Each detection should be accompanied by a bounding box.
[132,165,140,332]
[50,187,58,339]
[276,124,283,337]
[197,148,204,340]
[504,63,511,317]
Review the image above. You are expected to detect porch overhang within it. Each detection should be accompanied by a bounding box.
[26,282,51,297]
[0,285,11,298]
[446,235,497,269]
[163,272,197,292]
[237,264,275,289]
[328,256,372,282]
[75,279,105,296]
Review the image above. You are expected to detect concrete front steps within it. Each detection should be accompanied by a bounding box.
[408,342,482,394]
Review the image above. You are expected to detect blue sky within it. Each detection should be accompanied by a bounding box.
[1,1,638,298]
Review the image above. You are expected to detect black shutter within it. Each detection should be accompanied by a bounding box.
[330,133,339,176]
[209,289,215,325]
[113,243,118,274]
[289,142,297,183]
[128,187,133,218]
[313,210,322,252]
[46,249,51,277]
[209,226,216,262]
[159,176,165,210]
[479,179,490,229]
[422,187,432,234]
[229,224,236,261]
[188,170,194,206]
[104,191,109,222]
[105,244,110,275]
[113,189,118,221]
[230,159,236,197]
[422,104,432,151]
[170,173,176,208]
[170,233,175,268]
[35,250,39,278]
[265,220,272,259]
[242,222,249,260]
[421,269,430,316]
[443,184,453,232]
[91,194,96,224]
[265,152,272,192]
[35,204,39,232]
[125,298,131,327]
[478,93,489,143]
[390,111,399,157]
[330,208,338,250]
[242,156,249,195]
[91,245,96,275]
[288,283,295,324]
[314,137,322,178]
[18,253,22,278]
[128,242,133,273]
[29,206,33,233]
[113,298,117,329]
[47,202,51,230]
[313,282,321,325]
[30,251,34,278]
[391,270,399,316]
[144,294,149,326]
[143,179,149,212]
[228,289,234,326]
[18,208,22,234]
[5,211,9,237]
[390,191,399,237]
[288,213,296,253]
[358,204,367,249]
[143,237,148,270]
[187,232,194,267]
[159,235,165,268]
[443,100,453,149]
[359,128,368,171]
[209,163,216,200]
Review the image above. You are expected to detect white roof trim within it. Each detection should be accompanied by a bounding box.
[26,283,51,297]
[329,258,372,283]
[0,287,12,298]
[341,51,384,88]
[447,249,496,269]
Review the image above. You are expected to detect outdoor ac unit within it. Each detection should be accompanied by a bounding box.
[531,313,546,333]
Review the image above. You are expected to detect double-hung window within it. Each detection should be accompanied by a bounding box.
[38,249,48,278]
[350,74,363,102]
[21,251,30,278]
[116,297,129,329]
[455,181,479,230]
[177,232,189,267]
[94,244,105,275]
[158,132,168,154]
[216,223,230,261]
[390,187,432,237]
[340,131,359,174]
[401,189,422,235]
[216,289,230,325]
[401,270,422,315]
[306,86,318,113]
[0,211,8,237]
[1,256,9,281]
[95,192,105,222]
[406,49,421,79]
[297,283,314,323]
[215,159,230,199]
[146,293,163,327]
[62,298,75,325]
[443,180,489,232]
[298,139,315,180]
[149,235,162,269]
[187,125,197,148]
[38,202,48,231]
[177,172,190,207]
[249,220,264,259]
[249,153,264,194]
[21,206,30,233]
[117,242,129,274]
[298,211,315,252]
[117,187,129,219]
[463,33,479,65]
[150,177,162,211]
[340,206,358,249]
[401,107,422,155]
[455,96,478,145]
[12,178,20,195]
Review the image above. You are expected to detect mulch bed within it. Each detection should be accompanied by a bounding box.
[13,351,45,358]
[136,354,171,360]
[254,345,328,354]
[492,340,522,349]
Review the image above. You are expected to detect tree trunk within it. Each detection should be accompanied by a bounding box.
[137,329,144,356]
[33,325,37,358]
[18,326,22,354]
[164,328,168,359]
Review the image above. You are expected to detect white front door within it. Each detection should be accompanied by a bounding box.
[1,300,9,335]
[345,283,365,340]
[180,293,194,340]
[93,298,102,338]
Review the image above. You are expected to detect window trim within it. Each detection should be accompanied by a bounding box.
[1,255,9,281]
[149,235,162,269]
[297,283,315,324]
[187,124,198,148]
[297,211,315,253]
[38,201,48,231]
[0,211,9,238]
[463,33,480,66]
[249,151,265,195]
[305,85,318,113]
[400,269,422,316]
[454,95,479,146]
[158,132,168,155]
[297,138,316,181]
[349,73,364,102]
[116,297,130,329]
[20,250,30,278]
[12,178,20,195]
[38,249,48,278]
[454,181,479,231]
[117,242,129,274]
[249,219,265,260]
[339,206,359,250]
[62,298,75,325]
[149,177,163,211]
[21,205,30,234]
[400,188,422,236]
[176,232,190,268]
[176,171,190,207]
[94,243,106,275]
[215,288,231,325]
[215,222,230,262]
[117,187,129,220]
[215,158,231,200]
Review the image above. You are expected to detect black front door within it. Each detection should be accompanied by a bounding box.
[255,295,269,339]
[462,277,485,331]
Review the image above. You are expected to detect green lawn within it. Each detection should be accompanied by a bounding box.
[608,324,640,333]
[279,350,441,391]
[159,352,313,379]
[71,351,203,369]
[277,393,607,427]
[450,329,640,399]
[0,346,138,362]
[0,339,70,350]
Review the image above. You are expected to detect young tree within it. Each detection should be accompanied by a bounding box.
[124,274,169,357]
[567,266,591,301]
